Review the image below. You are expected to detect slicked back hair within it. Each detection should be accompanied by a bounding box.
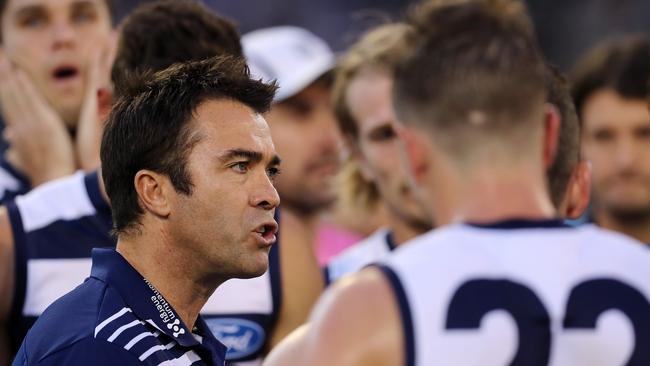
[101,56,277,236]
[393,0,547,160]
[111,0,242,97]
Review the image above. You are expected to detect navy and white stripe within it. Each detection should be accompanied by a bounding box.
[325,228,395,285]
[12,248,227,365]
[7,171,114,353]
[6,170,282,365]
[378,220,650,366]
[0,156,30,204]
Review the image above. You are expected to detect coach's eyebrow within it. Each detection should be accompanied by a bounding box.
[269,155,282,167]
[218,149,263,164]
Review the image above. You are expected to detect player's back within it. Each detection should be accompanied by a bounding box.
[380,220,650,366]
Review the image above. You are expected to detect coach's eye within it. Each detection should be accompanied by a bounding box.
[267,167,281,181]
[232,162,249,173]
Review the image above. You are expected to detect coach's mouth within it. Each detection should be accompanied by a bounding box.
[253,221,278,247]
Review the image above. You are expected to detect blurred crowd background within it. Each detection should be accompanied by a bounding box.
[115,0,650,71]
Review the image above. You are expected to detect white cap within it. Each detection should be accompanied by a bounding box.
[243,26,335,102]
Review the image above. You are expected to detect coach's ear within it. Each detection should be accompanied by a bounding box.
[564,160,592,219]
[134,170,172,219]
[543,103,561,170]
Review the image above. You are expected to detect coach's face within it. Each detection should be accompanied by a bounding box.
[346,71,430,230]
[170,99,280,279]
[582,89,650,220]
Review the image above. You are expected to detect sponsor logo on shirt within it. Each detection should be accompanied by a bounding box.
[167,318,186,337]
[206,318,265,360]
[145,279,176,324]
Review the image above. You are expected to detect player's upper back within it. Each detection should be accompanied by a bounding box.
[381,219,650,366]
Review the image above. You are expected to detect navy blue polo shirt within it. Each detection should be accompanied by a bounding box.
[12,248,228,366]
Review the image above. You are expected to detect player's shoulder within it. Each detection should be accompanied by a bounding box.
[12,171,101,232]
[268,267,403,366]
[19,277,111,363]
[0,156,30,204]
[14,332,143,366]
[326,228,391,282]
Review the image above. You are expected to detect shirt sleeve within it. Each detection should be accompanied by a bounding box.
[30,337,145,365]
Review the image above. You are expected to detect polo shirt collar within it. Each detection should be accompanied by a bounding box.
[89,248,224,354]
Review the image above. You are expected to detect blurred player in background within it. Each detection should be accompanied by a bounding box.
[0,0,115,203]
[572,36,650,243]
[325,23,589,284]
[325,23,431,283]
[242,26,339,344]
[265,1,650,365]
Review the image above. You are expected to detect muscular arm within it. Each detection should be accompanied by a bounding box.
[0,207,15,366]
[267,211,324,348]
[264,268,403,366]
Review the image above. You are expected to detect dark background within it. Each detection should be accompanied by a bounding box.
[114,0,650,71]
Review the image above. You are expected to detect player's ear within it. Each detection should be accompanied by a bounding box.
[134,170,172,219]
[543,103,561,170]
[395,124,429,186]
[564,160,592,219]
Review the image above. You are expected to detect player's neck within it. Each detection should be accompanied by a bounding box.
[116,232,222,331]
[434,164,556,226]
[595,210,650,244]
[390,214,429,246]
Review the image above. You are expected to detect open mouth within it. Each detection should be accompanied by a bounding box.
[52,66,79,81]
[254,222,279,242]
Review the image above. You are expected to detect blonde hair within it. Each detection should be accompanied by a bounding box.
[332,23,414,210]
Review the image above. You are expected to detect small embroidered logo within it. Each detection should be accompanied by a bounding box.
[167,318,185,337]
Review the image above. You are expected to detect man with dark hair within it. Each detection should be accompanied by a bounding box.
[265,1,650,365]
[0,0,115,201]
[13,55,280,366]
[110,0,242,96]
[0,1,246,362]
[572,36,650,243]
[545,64,591,218]
[1,3,320,365]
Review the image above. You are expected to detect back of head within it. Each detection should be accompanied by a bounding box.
[111,0,242,97]
[571,35,650,117]
[101,56,277,236]
[394,0,546,162]
[545,65,580,208]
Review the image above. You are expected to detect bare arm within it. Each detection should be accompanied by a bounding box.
[264,268,403,366]
[267,211,324,348]
[0,206,15,366]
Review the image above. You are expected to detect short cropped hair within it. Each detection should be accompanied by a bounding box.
[394,0,546,159]
[101,56,277,236]
[546,65,580,208]
[571,35,650,117]
[111,0,242,97]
